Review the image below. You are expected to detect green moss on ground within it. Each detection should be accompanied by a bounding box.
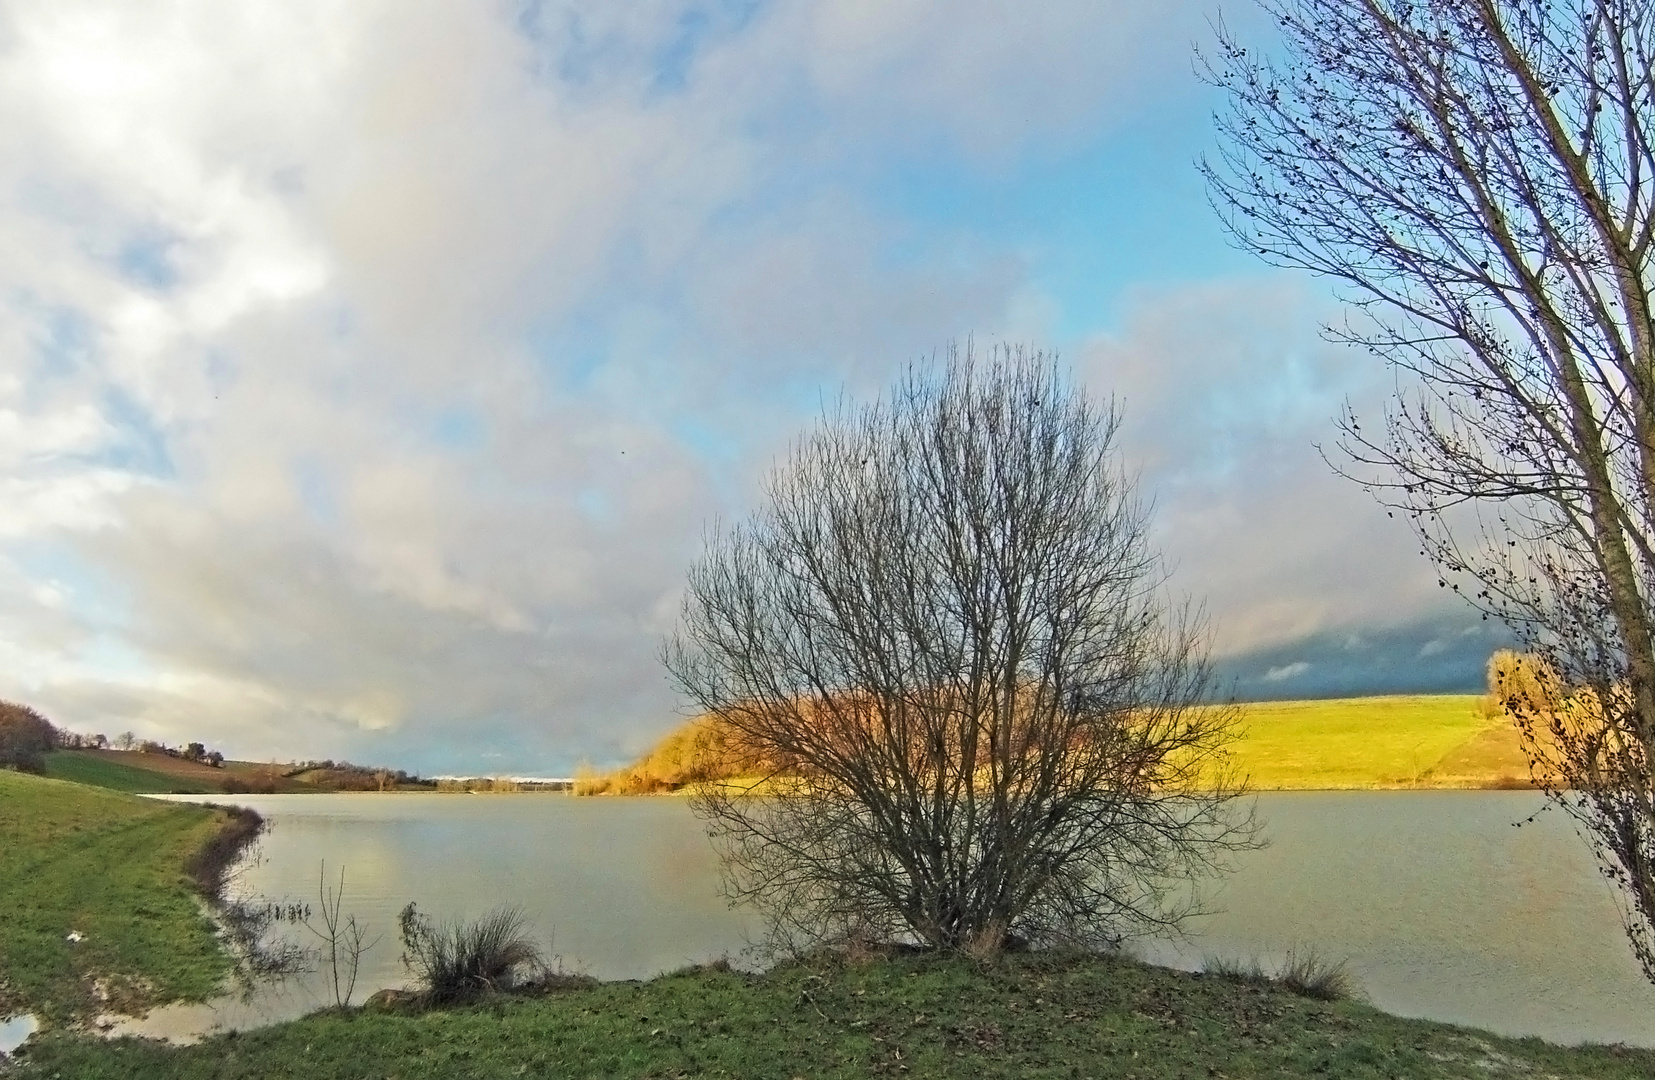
[14,951,1653,1079]
[0,770,236,1023]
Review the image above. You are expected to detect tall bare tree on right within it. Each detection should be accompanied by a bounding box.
[1206,0,1655,982]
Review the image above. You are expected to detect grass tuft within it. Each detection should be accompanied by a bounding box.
[1203,947,1357,1001]
[397,904,543,1004]
[1200,953,1267,983]
[1276,947,1355,1001]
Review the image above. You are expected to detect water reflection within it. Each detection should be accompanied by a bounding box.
[1136,791,1655,1047]
[0,1013,39,1057]
[140,790,1655,1047]
[126,793,758,1042]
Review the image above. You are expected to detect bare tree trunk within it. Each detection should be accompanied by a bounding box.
[1206,0,1655,981]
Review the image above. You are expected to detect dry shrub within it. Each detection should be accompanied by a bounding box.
[397,903,542,1004]
[1276,947,1354,1001]
[1484,650,1563,719]
[1203,948,1355,1001]
[571,770,611,796]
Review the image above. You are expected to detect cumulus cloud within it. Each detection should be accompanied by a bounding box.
[1078,276,1461,659]
[0,0,1257,772]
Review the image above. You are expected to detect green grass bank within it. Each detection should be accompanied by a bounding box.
[0,770,248,1024]
[12,951,1652,1079]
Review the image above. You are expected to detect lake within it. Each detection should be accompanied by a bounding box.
[129,790,1655,1047]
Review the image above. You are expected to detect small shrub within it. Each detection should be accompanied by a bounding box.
[398,903,542,1003]
[1203,949,1355,1001]
[1201,954,1267,984]
[1277,947,1354,1001]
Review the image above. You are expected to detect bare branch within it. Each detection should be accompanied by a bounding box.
[665,344,1256,954]
[1207,0,1655,985]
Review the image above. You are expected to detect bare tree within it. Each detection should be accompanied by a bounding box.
[665,345,1254,955]
[1205,0,1655,981]
[304,862,378,1008]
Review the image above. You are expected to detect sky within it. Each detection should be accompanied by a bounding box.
[0,0,1510,775]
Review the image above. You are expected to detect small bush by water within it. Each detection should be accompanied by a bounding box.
[397,903,542,1003]
[1202,947,1356,1001]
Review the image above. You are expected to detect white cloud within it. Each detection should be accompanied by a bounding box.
[1077,276,1449,657]
[0,0,1426,771]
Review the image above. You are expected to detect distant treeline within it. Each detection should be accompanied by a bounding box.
[574,715,762,795]
[284,760,435,792]
[434,777,573,793]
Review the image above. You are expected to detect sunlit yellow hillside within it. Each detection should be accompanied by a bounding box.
[584,693,1535,795]
[1230,694,1530,790]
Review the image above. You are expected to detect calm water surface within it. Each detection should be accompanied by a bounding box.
[131,790,1655,1047]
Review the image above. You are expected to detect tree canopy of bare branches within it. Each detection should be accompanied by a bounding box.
[1205,0,1655,981]
[664,346,1253,955]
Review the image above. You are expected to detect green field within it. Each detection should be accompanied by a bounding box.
[43,752,219,795]
[14,951,1650,1079]
[0,770,236,1023]
[1230,694,1529,790]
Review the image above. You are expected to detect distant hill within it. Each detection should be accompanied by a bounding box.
[580,694,1535,795]
[43,748,434,795]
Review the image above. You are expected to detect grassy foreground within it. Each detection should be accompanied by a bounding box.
[0,770,239,1023]
[13,950,1652,1079]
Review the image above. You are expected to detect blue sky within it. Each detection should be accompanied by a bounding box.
[0,0,1504,774]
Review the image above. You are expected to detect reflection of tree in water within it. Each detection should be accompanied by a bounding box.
[218,897,313,994]
[206,831,317,995]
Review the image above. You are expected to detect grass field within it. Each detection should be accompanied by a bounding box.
[590,694,1534,795]
[13,950,1650,1079]
[0,770,238,1023]
[43,753,220,795]
[41,750,322,795]
[1229,694,1531,790]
